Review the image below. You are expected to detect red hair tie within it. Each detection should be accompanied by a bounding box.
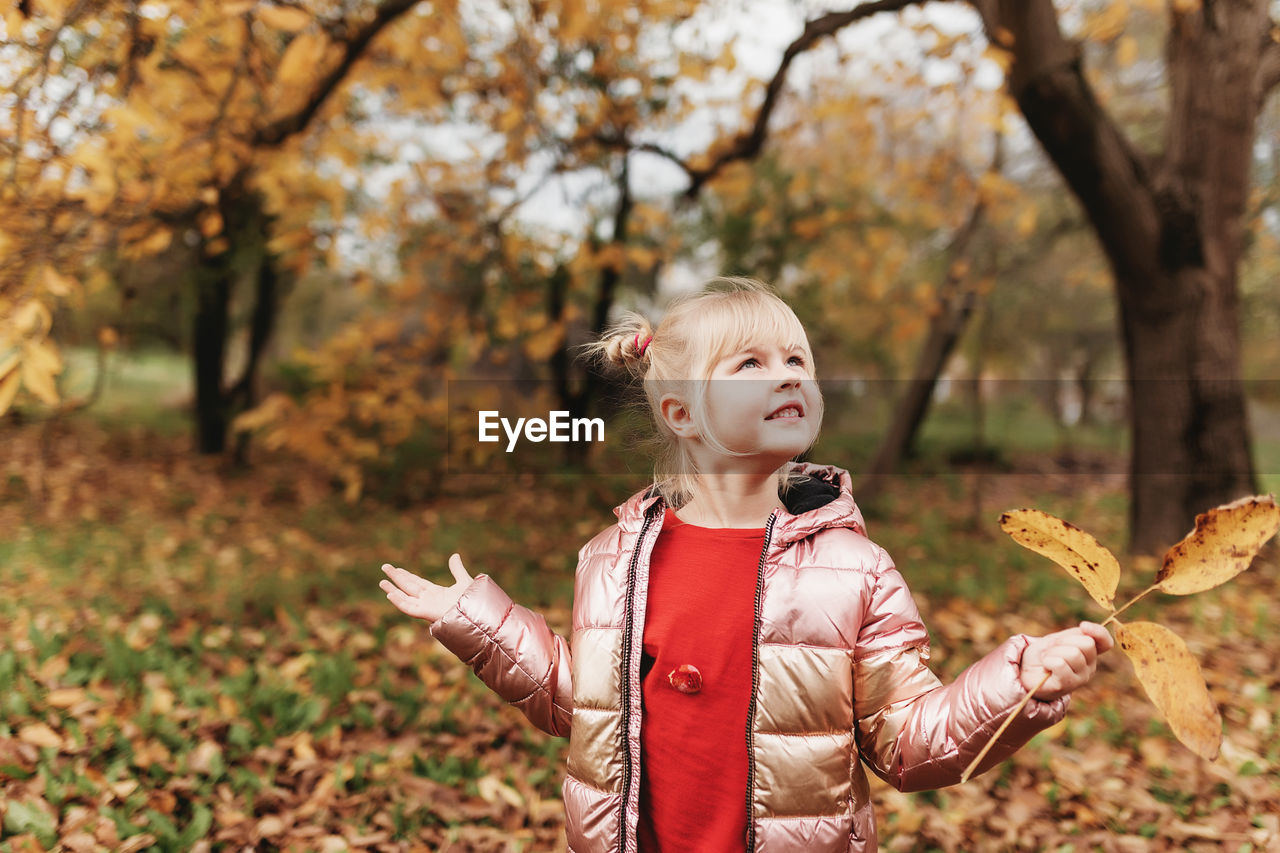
[634,333,653,356]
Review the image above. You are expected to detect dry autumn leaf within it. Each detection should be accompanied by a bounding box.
[256,5,312,32]
[1156,494,1280,595]
[1000,508,1121,609]
[1116,621,1221,760]
[17,723,62,750]
[0,368,19,414]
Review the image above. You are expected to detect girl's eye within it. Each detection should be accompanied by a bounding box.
[736,355,805,370]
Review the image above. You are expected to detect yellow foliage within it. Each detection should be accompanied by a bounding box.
[138,228,175,255]
[276,31,329,99]
[1082,1,1130,43]
[1115,35,1139,68]
[792,217,824,241]
[523,323,564,362]
[20,355,60,406]
[0,368,19,416]
[11,300,52,340]
[39,266,78,299]
[23,339,62,376]
[199,209,224,239]
[256,5,312,32]
[593,244,626,272]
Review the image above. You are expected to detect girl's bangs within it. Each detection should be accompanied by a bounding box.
[699,296,814,376]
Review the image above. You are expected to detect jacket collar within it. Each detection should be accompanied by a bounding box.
[612,461,866,546]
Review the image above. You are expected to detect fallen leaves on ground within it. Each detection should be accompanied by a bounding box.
[1,422,1277,851]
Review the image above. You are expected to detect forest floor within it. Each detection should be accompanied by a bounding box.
[1,413,1278,852]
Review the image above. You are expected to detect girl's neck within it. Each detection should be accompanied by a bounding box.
[676,470,782,529]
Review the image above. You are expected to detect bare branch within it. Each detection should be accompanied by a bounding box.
[255,0,421,148]
[120,0,144,97]
[590,133,696,180]
[682,0,928,199]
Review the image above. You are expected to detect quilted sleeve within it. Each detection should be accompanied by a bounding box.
[429,574,573,738]
[853,547,1068,791]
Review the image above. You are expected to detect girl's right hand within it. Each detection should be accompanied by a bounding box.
[380,553,474,623]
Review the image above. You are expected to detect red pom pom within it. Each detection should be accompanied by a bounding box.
[667,664,703,694]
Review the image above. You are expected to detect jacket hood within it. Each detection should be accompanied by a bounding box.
[612,461,867,547]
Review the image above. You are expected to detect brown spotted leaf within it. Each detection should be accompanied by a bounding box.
[999,508,1121,609]
[1116,621,1221,760]
[1157,494,1280,595]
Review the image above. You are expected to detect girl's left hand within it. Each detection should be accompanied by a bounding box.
[1019,621,1115,701]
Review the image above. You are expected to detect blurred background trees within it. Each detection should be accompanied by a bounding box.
[3,0,1278,552]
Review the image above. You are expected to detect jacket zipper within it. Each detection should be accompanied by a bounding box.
[744,509,778,852]
[618,501,661,853]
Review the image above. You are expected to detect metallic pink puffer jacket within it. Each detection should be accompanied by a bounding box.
[430,462,1069,852]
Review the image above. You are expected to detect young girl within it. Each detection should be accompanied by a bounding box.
[379,277,1113,852]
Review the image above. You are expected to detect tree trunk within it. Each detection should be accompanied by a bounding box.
[857,194,987,499]
[231,253,282,465]
[193,187,283,457]
[970,0,1268,552]
[1119,265,1256,552]
[193,256,232,454]
[551,154,632,467]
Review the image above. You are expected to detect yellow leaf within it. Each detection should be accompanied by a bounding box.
[277,31,328,90]
[24,340,63,375]
[0,351,18,382]
[476,774,525,808]
[199,209,224,238]
[137,227,173,255]
[279,653,314,681]
[1116,621,1221,760]
[20,358,60,405]
[999,508,1121,609]
[1156,494,1280,595]
[189,740,223,775]
[146,686,175,715]
[0,367,20,414]
[45,687,88,709]
[11,300,52,339]
[18,723,62,749]
[257,5,312,32]
[40,265,78,298]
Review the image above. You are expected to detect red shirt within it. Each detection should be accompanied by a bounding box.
[638,507,767,852]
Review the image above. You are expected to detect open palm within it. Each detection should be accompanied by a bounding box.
[379,553,473,623]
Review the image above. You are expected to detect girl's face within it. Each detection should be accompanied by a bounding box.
[696,339,821,464]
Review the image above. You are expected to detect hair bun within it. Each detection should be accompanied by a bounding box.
[575,310,656,378]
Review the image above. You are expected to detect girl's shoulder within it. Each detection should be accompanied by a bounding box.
[576,520,629,563]
[794,524,890,576]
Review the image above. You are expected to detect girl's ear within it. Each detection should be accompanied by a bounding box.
[659,394,697,438]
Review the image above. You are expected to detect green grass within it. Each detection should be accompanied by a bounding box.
[60,346,191,435]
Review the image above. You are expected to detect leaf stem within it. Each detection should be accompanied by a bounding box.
[1101,584,1158,628]
[960,670,1052,784]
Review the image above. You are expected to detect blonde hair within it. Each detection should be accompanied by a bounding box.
[578,276,824,509]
